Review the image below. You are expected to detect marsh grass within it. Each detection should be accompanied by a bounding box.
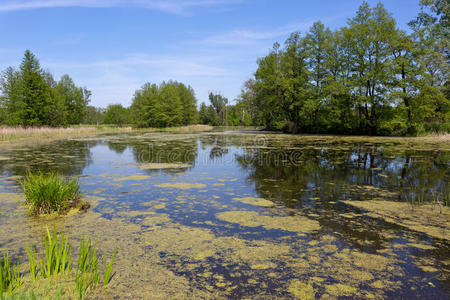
[0,250,22,298]
[0,126,133,142]
[21,172,86,215]
[75,237,99,299]
[3,227,117,299]
[103,246,117,287]
[40,227,72,278]
[24,243,36,281]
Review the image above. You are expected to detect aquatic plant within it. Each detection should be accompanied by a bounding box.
[41,226,72,278]
[24,242,36,281]
[75,237,100,299]
[103,246,117,287]
[21,171,84,215]
[0,249,22,298]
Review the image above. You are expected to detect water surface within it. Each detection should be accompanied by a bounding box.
[0,131,449,299]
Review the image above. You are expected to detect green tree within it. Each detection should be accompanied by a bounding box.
[19,50,54,126]
[104,104,129,126]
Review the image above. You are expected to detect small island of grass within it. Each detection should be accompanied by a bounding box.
[20,172,90,215]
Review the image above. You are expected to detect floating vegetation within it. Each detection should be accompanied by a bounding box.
[325,283,357,297]
[1,131,449,298]
[138,163,191,170]
[342,200,450,240]
[215,211,320,234]
[288,280,315,299]
[154,182,207,189]
[20,172,88,215]
[232,197,274,207]
[113,175,152,181]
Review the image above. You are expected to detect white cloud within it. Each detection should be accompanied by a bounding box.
[199,21,316,46]
[0,0,241,16]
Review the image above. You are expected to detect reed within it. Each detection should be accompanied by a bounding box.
[41,226,72,278]
[103,246,117,287]
[25,242,36,281]
[0,249,22,298]
[21,172,83,215]
[75,237,100,299]
[0,126,133,142]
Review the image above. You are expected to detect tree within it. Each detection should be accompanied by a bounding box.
[19,50,54,126]
[130,81,198,128]
[104,104,129,126]
[0,51,90,127]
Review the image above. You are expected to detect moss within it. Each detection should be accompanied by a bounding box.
[215,211,320,234]
[325,283,357,297]
[232,197,274,207]
[154,182,207,189]
[288,280,315,300]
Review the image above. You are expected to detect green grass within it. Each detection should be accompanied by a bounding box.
[2,227,117,299]
[40,227,72,278]
[0,250,22,299]
[75,237,99,299]
[103,246,117,287]
[20,172,83,215]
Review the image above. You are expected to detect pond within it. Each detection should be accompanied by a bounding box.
[0,130,449,299]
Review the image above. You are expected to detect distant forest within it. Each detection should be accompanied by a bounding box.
[0,0,448,135]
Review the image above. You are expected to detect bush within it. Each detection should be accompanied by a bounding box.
[20,172,86,215]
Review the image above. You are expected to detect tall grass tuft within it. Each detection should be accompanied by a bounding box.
[103,246,117,287]
[0,249,22,298]
[40,226,72,278]
[21,172,82,215]
[75,237,100,299]
[25,242,36,281]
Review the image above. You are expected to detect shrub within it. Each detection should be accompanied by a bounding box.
[20,172,86,215]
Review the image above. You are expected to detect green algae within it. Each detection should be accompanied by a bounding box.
[232,197,274,207]
[288,280,315,299]
[215,211,320,234]
[342,200,450,240]
[137,163,191,170]
[325,283,357,297]
[154,182,207,189]
[114,175,152,181]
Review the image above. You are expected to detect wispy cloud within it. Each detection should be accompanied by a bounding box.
[40,53,231,106]
[0,0,241,16]
[198,21,316,46]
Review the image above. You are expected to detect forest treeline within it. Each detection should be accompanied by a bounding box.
[0,0,448,135]
[228,0,449,135]
[0,50,91,126]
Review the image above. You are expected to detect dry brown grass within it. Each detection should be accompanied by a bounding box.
[0,126,133,142]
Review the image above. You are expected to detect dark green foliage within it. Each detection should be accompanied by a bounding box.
[83,106,106,125]
[0,51,91,127]
[21,172,82,215]
[103,104,129,126]
[130,81,198,128]
[236,1,448,135]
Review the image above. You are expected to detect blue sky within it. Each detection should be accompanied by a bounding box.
[0,0,421,108]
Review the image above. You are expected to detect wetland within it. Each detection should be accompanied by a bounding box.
[0,130,449,299]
